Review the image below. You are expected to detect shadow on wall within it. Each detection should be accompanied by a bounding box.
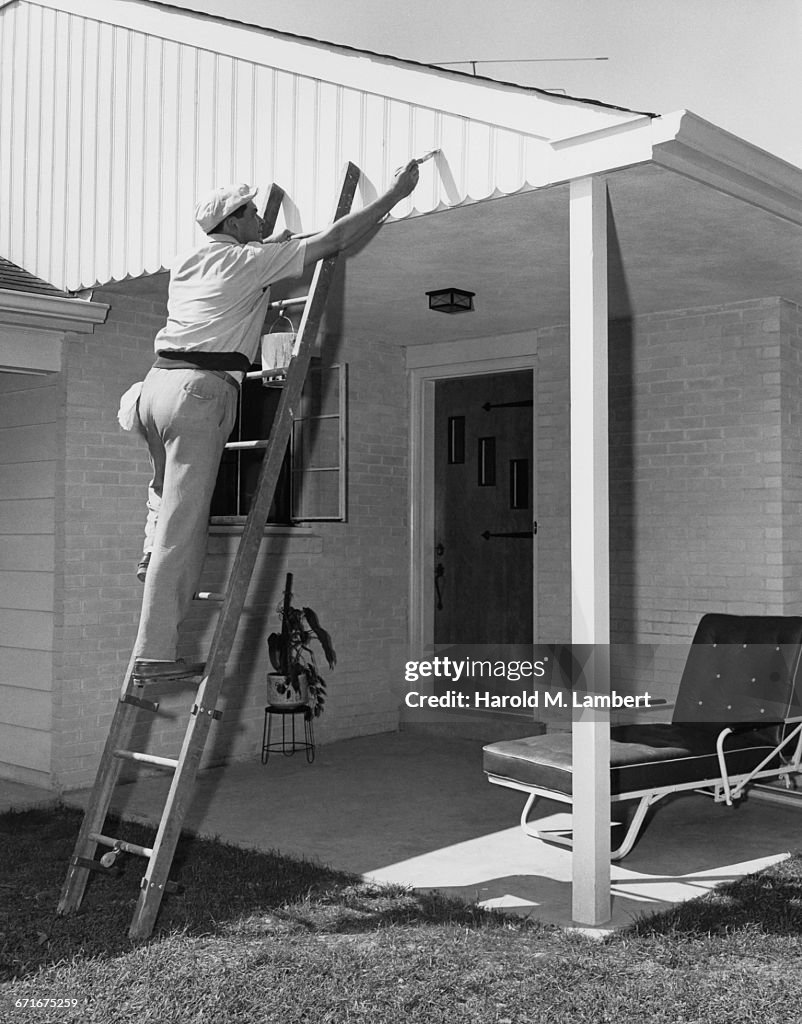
[607,191,636,647]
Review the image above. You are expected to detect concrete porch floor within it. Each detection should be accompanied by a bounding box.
[4,731,802,934]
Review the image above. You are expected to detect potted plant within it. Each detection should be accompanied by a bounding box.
[267,572,336,716]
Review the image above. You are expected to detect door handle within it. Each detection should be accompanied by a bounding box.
[434,562,445,611]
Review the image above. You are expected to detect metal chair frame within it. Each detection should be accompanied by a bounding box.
[488,718,802,859]
[484,615,802,860]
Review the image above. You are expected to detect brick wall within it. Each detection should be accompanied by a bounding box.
[52,283,409,790]
[780,300,802,609]
[536,297,797,703]
[609,298,788,644]
[606,298,794,700]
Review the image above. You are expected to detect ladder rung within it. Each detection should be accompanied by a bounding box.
[121,694,160,713]
[131,661,206,682]
[224,439,271,451]
[89,832,154,859]
[244,368,288,381]
[113,750,179,770]
[194,591,226,602]
[268,294,309,310]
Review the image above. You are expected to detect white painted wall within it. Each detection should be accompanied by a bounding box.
[0,371,56,785]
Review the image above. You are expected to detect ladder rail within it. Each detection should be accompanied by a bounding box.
[261,182,285,237]
[57,653,141,914]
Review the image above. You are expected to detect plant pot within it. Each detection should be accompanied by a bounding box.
[267,671,309,707]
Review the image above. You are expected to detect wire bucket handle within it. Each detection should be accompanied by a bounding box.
[268,311,295,335]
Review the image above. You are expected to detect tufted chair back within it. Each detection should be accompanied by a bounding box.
[672,614,802,740]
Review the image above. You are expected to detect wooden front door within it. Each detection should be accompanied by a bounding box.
[433,371,534,645]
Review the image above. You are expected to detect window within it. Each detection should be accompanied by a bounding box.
[210,362,347,524]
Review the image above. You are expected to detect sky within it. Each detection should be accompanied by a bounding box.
[164,0,802,168]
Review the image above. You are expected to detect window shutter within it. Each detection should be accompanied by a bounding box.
[291,363,347,521]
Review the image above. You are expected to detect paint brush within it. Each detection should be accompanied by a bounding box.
[395,149,440,173]
[287,151,441,240]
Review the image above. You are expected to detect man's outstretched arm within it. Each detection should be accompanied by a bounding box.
[301,159,420,267]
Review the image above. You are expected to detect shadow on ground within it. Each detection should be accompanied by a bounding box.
[3,805,802,982]
[626,853,802,937]
[0,806,528,981]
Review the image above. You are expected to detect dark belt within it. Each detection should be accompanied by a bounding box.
[154,349,251,371]
[153,351,247,388]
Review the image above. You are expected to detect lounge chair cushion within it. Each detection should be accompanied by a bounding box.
[483,723,781,798]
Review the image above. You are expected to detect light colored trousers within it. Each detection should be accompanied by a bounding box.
[134,367,238,660]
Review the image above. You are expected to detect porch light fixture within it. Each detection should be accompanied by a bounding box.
[426,287,475,314]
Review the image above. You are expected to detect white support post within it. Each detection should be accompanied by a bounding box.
[569,174,611,926]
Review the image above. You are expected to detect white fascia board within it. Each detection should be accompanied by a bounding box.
[0,289,109,333]
[27,0,645,139]
[545,108,802,228]
[0,325,62,372]
[546,114,657,182]
[650,110,802,227]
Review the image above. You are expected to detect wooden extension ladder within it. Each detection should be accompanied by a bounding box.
[57,163,361,940]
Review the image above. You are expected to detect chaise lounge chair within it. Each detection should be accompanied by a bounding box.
[483,614,802,859]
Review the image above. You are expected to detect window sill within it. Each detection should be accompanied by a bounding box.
[207,520,322,555]
[209,518,315,536]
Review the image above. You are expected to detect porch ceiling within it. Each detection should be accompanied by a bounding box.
[315,162,802,347]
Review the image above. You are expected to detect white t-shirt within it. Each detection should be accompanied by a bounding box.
[154,234,307,368]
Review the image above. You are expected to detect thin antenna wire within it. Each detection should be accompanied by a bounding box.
[432,57,609,76]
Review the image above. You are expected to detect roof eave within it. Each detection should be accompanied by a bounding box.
[26,0,652,139]
[0,288,110,332]
[650,110,802,227]
[543,108,802,228]
[146,0,655,115]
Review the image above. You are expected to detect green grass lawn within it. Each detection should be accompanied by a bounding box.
[2,806,802,1023]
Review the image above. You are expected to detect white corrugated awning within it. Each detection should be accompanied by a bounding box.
[0,0,651,291]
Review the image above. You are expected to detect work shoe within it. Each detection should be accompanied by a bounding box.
[132,659,205,682]
[136,552,151,582]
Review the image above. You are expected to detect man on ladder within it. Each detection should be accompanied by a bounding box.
[132,160,420,684]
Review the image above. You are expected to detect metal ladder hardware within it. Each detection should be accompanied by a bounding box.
[57,163,361,940]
